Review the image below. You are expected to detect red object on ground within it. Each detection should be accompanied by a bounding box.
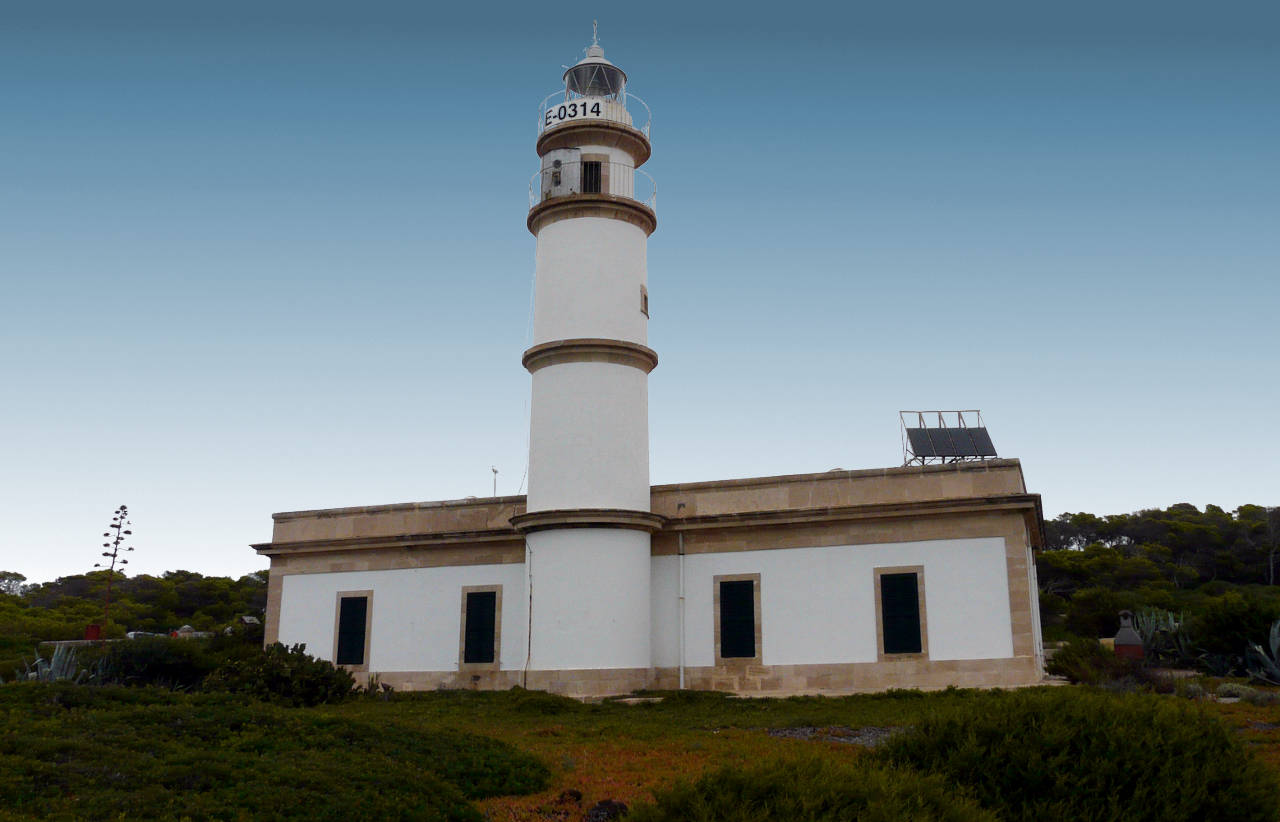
[84,624,102,640]
[1114,644,1144,660]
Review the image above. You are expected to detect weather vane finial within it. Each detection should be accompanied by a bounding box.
[592,20,599,47]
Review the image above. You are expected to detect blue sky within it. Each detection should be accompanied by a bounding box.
[2,1,1277,584]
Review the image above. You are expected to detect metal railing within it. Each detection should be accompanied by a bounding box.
[528,160,656,211]
[537,89,652,138]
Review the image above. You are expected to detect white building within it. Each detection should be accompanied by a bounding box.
[254,38,1045,696]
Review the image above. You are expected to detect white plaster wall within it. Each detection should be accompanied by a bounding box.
[526,361,649,513]
[651,538,1014,668]
[527,528,651,670]
[565,144,636,170]
[277,564,526,672]
[532,217,648,346]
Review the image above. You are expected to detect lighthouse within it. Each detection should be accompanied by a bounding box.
[510,31,660,692]
[257,31,1046,700]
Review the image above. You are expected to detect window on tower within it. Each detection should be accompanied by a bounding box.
[582,161,602,194]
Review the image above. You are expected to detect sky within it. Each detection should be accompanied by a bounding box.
[2,1,1277,585]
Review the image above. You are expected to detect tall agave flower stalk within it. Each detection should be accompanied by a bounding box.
[93,504,134,630]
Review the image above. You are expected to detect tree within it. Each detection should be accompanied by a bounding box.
[0,571,26,596]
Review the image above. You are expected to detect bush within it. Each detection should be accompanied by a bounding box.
[0,683,549,820]
[84,636,217,690]
[1217,681,1255,699]
[1175,679,1205,699]
[1191,592,1280,657]
[507,687,583,715]
[1045,636,1133,685]
[627,756,997,822]
[876,688,1279,822]
[1064,586,1128,638]
[203,642,355,707]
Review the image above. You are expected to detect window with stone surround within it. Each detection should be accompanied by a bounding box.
[333,591,372,670]
[714,574,761,664]
[875,567,928,659]
[459,585,502,669]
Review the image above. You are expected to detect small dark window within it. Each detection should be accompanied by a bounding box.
[463,591,497,664]
[582,161,602,193]
[640,285,649,317]
[881,573,922,654]
[719,580,756,658]
[335,596,368,665]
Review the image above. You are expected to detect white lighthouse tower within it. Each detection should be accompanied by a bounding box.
[511,30,659,694]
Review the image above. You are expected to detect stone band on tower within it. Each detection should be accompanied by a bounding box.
[511,34,659,691]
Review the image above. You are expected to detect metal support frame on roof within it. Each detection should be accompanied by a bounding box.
[899,410,999,466]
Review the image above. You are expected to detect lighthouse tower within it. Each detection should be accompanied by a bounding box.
[511,32,659,694]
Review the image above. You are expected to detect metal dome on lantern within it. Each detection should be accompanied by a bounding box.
[538,22,651,138]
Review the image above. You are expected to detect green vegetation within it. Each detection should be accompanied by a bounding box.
[628,757,997,822]
[0,568,268,673]
[5,684,1276,822]
[0,683,549,821]
[204,641,357,707]
[877,688,1279,822]
[1039,503,1280,674]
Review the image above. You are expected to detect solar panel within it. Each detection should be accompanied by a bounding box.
[906,427,997,459]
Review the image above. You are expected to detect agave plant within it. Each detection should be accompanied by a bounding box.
[16,645,87,685]
[1133,608,1194,666]
[1247,619,1280,686]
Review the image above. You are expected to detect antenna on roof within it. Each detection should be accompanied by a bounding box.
[899,410,999,466]
[592,20,599,47]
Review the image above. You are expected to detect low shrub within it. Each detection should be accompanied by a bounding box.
[1217,682,1255,699]
[626,756,997,822]
[1045,636,1133,684]
[1245,689,1280,706]
[1175,679,1205,699]
[82,636,217,690]
[876,688,1279,822]
[0,683,550,820]
[507,687,582,715]
[203,642,355,706]
[1215,682,1280,705]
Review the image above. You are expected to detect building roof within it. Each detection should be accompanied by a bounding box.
[254,459,1043,555]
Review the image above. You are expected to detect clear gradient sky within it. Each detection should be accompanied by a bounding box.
[3,1,1277,585]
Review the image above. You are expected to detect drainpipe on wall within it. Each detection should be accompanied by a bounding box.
[523,540,533,689]
[677,502,686,690]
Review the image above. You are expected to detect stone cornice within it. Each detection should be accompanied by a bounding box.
[663,494,1045,547]
[510,508,666,534]
[522,338,658,374]
[252,528,523,557]
[254,493,1043,556]
[527,194,656,236]
[537,121,651,167]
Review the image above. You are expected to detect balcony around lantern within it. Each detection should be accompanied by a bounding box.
[529,160,656,211]
[537,90,652,138]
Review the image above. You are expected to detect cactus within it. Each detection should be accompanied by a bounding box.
[1133,608,1194,665]
[1247,619,1280,686]
[16,645,87,684]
